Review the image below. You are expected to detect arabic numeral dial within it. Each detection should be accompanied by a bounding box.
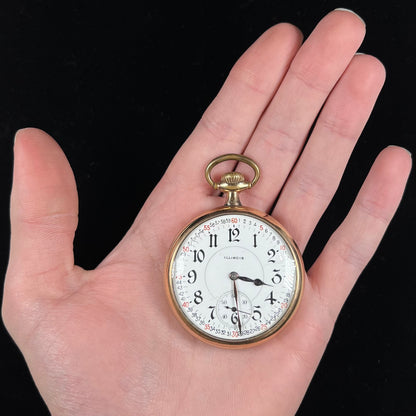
[170,212,300,344]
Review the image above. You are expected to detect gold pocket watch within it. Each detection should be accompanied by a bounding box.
[165,154,304,348]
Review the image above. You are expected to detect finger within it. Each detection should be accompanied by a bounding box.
[308,146,412,321]
[5,128,79,300]
[272,54,386,251]
[161,22,303,196]
[104,23,304,265]
[239,9,366,211]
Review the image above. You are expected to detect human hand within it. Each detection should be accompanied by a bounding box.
[2,9,411,416]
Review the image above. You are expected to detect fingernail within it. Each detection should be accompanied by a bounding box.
[334,8,366,26]
[387,145,413,159]
[402,148,412,159]
[14,129,22,145]
[14,128,30,145]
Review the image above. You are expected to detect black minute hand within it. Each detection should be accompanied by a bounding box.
[232,281,242,334]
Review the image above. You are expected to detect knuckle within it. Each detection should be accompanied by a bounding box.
[331,235,369,272]
[291,169,334,203]
[288,62,330,95]
[319,112,356,141]
[257,123,302,158]
[199,107,245,145]
[356,196,391,226]
[229,62,272,97]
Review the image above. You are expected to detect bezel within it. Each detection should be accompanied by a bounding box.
[164,205,305,349]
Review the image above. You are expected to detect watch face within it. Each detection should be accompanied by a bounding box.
[166,209,304,347]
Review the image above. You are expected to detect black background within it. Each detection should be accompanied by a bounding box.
[0,1,415,415]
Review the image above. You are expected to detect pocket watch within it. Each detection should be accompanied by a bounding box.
[165,154,305,348]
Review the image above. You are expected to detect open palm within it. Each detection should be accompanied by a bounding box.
[2,10,411,416]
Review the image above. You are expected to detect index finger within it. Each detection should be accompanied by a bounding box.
[161,22,303,193]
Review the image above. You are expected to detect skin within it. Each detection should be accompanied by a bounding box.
[1,9,412,416]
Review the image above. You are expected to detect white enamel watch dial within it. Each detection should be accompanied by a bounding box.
[165,155,304,348]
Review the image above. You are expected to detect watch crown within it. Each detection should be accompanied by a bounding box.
[205,154,260,207]
[221,172,246,186]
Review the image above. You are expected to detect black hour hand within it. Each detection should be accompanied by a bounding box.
[238,276,272,287]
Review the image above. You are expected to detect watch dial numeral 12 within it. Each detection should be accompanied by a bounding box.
[228,228,240,242]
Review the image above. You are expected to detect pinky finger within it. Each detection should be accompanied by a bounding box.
[308,146,412,320]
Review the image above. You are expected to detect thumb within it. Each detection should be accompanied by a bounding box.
[5,128,79,300]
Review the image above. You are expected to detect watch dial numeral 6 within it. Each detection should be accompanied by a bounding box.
[231,312,239,325]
